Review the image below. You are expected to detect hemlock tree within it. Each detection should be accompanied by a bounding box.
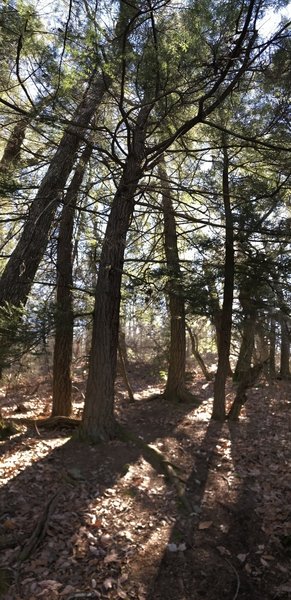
[52,143,93,417]
[0,0,289,428]
[80,0,282,440]
[159,160,198,403]
[212,135,235,420]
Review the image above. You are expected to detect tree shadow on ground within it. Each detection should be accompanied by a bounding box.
[145,382,290,600]
[144,419,225,600]
[0,392,200,599]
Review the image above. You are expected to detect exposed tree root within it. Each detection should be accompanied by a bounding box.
[13,492,61,593]
[7,416,81,430]
[18,492,60,562]
[115,423,192,512]
[163,384,200,405]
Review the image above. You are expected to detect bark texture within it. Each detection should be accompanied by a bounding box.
[80,107,149,441]
[0,117,28,172]
[159,162,196,403]
[234,291,257,382]
[0,73,108,308]
[269,317,276,378]
[212,139,234,420]
[52,144,93,417]
[280,316,290,378]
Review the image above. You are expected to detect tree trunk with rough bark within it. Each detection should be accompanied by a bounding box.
[80,108,148,442]
[234,292,257,382]
[0,73,108,308]
[212,138,234,421]
[0,117,28,172]
[159,162,197,403]
[280,315,290,378]
[52,144,93,417]
[269,317,276,378]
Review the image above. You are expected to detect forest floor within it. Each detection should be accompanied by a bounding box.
[0,366,291,600]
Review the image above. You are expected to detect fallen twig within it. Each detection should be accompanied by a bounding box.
[224,557,240,600]
[18,491,60,562]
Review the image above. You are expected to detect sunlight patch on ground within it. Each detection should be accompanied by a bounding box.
[0,436,70,485]
[200,425,240,517]
[134,387,161,400]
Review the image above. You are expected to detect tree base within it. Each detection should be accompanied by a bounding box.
[163,385,200,405]
[211,410,226,421]
[77,418,117,443]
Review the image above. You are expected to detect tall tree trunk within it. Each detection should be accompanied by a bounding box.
[159,162,196,403]
[212,310,233,376]
[269,316,276,378]
[0,73,108,308]
[0,75,107,375]
[0,116,29,378]
[254,320,269,364]
[118,340,135,403]
[80,108,148,442]
[233,293,257,382]
[52,143,93,417]
[204,269,232,376]
[212,138,234,421]
[280,315,290,378]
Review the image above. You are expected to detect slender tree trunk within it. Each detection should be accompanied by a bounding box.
[234,294,257,382]
[280,315,290,378]
[159,162,196,403]
[0,73,108,308]
[118,340,135,402]
[204,270,232,376]
[186,324,212,381]
[52,143,93,417]
[269,316,276,378]
[254,320,269,364]
[212,309,233,376]
[212,138,234,420]
[80,108,149,442]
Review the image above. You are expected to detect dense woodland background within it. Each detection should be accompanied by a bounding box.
[1,0,290,434]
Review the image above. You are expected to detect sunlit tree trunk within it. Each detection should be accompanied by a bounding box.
[52,143,93,417]
[212,137,234,420]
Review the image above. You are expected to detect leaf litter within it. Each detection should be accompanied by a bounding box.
[0,373,290,599]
